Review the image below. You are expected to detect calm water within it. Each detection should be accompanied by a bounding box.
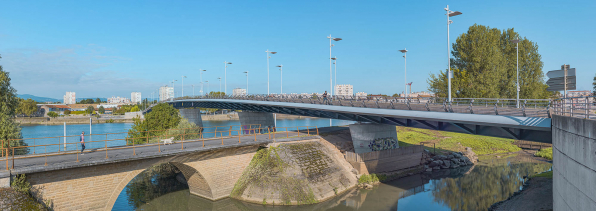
[112,155,552,211]
[19,118,353,154]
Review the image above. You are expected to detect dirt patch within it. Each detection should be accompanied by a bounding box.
[489,177,553,211]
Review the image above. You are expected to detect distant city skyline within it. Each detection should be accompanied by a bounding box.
[1,1,594,98]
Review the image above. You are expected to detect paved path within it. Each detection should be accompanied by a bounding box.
[0,130,321,176]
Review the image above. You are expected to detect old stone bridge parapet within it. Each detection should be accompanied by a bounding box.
[15,141,270,211]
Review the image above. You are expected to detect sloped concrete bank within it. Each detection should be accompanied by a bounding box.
[230,139,358,205]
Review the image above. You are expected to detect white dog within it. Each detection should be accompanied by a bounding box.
[161,137,175,145]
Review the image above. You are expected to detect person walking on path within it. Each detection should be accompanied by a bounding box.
[80,131,86,155]
[322,91,329,105]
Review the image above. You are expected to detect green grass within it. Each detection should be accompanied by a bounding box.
[534,147,553,160]
[530,171,553,179]
[396,126,521,155]
[358,174,386,184]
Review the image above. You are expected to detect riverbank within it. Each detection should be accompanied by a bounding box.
[489,174,553,211]
[0,188,47,210]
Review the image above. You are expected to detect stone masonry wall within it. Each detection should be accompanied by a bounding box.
[552,115,596,211]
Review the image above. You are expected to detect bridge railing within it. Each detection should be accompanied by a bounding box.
[1,125,320,170]
[552,96,596,119]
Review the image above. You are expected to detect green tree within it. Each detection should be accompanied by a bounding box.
[64,109,71,115]
[208,91,225,98]
[47,111,58,118]
[18,98,38,117]
[592,73,596,96]
[0,56,29,155]
[95,98,102,103]
[85,106,95,114]
[130,105,140,112]
[127,103,181,145]
[428,24,552,99]
[98,106,105,114]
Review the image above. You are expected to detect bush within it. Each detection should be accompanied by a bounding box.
[106,119,115,123]
[11,174,31,195]
[534,147,553,160]
[358,174,383,184]
[46,111,58,118]
[63,110,71,115]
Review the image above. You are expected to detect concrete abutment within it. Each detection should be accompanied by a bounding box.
[348,123,399,154]
[179,108,204,128]
[238,111,275,133]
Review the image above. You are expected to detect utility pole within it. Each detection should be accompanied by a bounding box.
[224,62,232,95]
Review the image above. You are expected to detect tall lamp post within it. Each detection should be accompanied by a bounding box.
[224,61,232,95]
[218,77,222,93]
[191,85,195,97]
[327,35,342,97]
[445,5,462,103]
[199,69,206,96]
[399,49,408,101]
[181,76,187,97]
[331,57,337,93]
[511,38,520,108]
[276,65,283,94]
[171,80,177,99]
[266,50,277,95]
[205,81,209,95]
[243,71,249,95]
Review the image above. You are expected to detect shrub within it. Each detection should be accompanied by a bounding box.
[46,111,58,118]
[358,174,383,184]
[106,119,115,123]
[11,174,31,195]
[63,110,71,115]
[534,147,553,160]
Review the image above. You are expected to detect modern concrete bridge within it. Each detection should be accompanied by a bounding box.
[166,98,553,143]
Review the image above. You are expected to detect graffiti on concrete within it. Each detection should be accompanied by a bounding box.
[368,137,398,151]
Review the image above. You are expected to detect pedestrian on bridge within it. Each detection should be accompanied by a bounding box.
[323,91,329,105]
[80,131,86,155]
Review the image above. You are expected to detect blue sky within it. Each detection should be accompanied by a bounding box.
[1,0,594,99]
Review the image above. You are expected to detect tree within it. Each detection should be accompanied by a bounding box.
[47,111,58,118]
[85,106,95,114]
[428,24,553,99]
[98,106,105,114]
[208,91,225,98]
[18,98,38,117]
[392,93,400,97]
[127,103,181,145]
[593,73,596,96]
[96,98,102,103]
[64,109,71,115]
[0,56,29,155]
[130,105,140,112]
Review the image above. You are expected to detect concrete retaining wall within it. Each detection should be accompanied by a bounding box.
[552,115,596,211]
[345,145,423,174]
[124,111,144,119]
[349,123,399,154]
[179,108,204,128]
[237,111,274,128]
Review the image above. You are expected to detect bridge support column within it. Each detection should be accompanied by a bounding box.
[179,108,204,128]
[238,111,274,134]
[348,123,399,154]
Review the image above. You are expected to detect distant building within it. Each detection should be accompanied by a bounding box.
[108,96,131,104]
[131,92,142,104]
[63,92,76,104]
[159,86,174,101]
[233,88,247,96]
[355,92,367,99]
[39,104,70,117]
[334,84,353,97]
[68,104,97,111]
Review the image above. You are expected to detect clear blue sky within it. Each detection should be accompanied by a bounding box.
[1,0,594,99]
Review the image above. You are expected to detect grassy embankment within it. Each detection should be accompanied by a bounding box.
[396,126,521,155]
[534,147,553,160]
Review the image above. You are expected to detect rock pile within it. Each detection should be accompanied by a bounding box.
[422,149,478,172]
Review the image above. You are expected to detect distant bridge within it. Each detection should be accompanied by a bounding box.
[164,96,556,143]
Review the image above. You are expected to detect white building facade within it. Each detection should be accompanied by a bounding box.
[63,92,76,104]
[108,96,131,104]
[131,92,142,104]
[334,84,353,97]
[233,88,247,96]
[159,86,174,101]
[355,92,367,99]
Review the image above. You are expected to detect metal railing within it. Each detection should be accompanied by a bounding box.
[169,95,555,118]
[1,124,320,170]
[552,96,596,119]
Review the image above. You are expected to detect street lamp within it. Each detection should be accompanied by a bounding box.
[445,5,462,103]
[181,76,187,97]
[218,77,222,93]
[224,62,232,95]
[171,80,177,99]
[243,71,249,95]
[327,35,342,97]
[276,65,283,94]
[199,69,206,96]
[191,85,195,97]
[331,57,337,93]
[266,50,277,95]
[511,38,520,108]
[399,49,408,101]
[205,81,209,95]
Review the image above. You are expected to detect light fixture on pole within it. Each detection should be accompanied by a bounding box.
[217,77,222,93]
[181,76,187,97]
[191,85,195,97]
[224,62,232,95]
[243,71,249,95]
[276,65,283,94]
[266,50,277,95]
[199,69,206,96]
[171,80,177,99]
[205,81,209,95]
[327,35,342,97]
[445,5,462,103]
[511,38,520,108]
[399,49,408,101]
[331,57,338,94]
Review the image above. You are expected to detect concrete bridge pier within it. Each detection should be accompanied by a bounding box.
[179,108,204,128]
[238,111,275,134]
[348,123,399,154]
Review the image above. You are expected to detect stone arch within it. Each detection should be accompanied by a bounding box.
[170,162,213,199]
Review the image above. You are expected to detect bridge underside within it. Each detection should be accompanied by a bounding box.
[170,101,552,143]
